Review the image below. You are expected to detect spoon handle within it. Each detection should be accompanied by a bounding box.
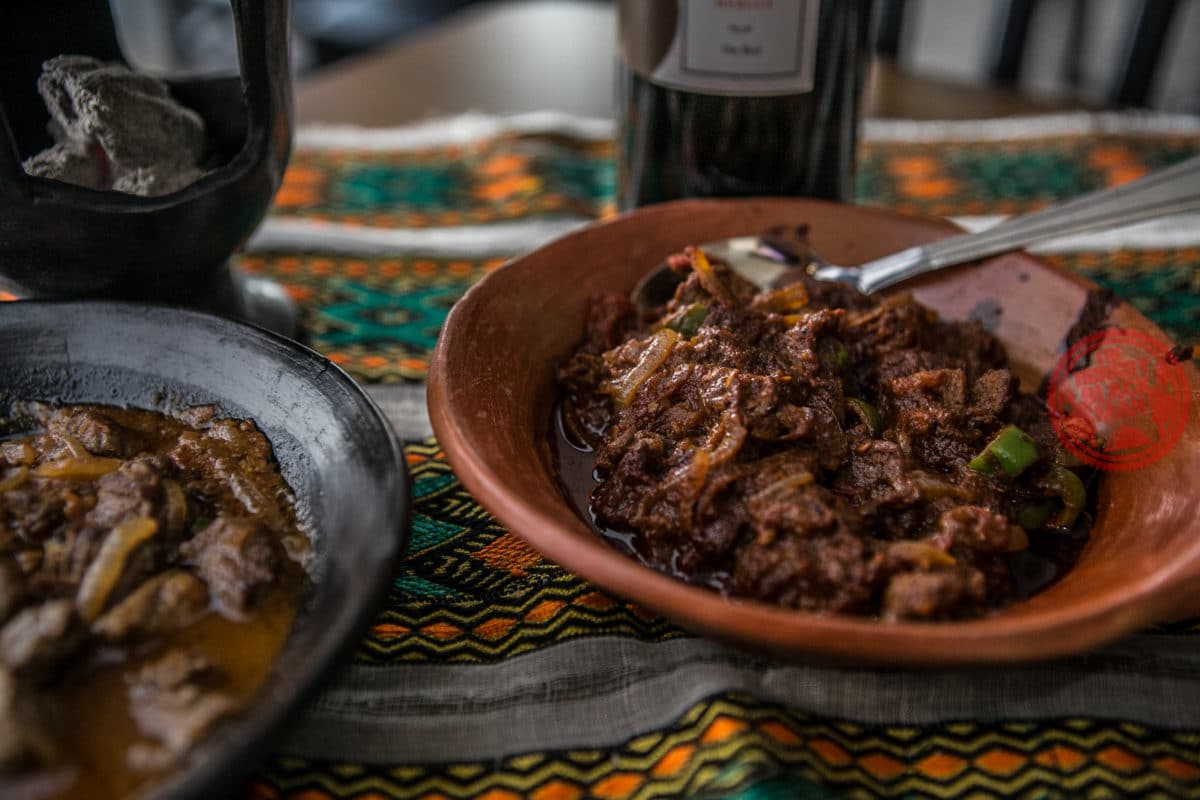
[855,153,1200,294]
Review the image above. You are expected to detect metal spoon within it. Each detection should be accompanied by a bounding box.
[633,153,1200,309]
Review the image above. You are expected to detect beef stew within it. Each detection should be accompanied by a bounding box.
[0,403,309,799]
[557,247,1091,621]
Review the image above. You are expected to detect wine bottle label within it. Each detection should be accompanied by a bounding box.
[619,0,820,96]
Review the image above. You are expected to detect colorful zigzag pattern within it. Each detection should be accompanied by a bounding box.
[244,126,1200,798]
[248,695,1200,799]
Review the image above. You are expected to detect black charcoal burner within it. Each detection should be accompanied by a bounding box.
[0,0,297,337]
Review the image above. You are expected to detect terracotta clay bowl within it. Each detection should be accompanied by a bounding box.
[427,198,1200,667]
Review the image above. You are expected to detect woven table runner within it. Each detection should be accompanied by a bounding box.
[238,112,1200,800]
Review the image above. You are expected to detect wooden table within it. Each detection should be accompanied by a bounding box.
[295,0,1088,126]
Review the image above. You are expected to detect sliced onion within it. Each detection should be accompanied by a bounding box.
[0,467,29,492]
[887,541,957,569]
[846,398,882,437]
[706,409,747,465]
[749,472,815,504]
[76,516,159,623]
[35,456,122,481]
[604,329,679,408]
[161,480,188,536]
[1007,525,1030,552]
[911,474,966,500]
[0,442,35,466]
[751,282,809,314]
[688,247,736,307]
[56,433,89,458]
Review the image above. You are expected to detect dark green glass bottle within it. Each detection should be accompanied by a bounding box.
[617,0,872,209]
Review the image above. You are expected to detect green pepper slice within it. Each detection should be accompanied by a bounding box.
[1014,500,1053,530]
[846,398,882,437]
[1043,464,1087,528]
[969,425,1039,478]
[819,340,849,371]
[663,303,709,337]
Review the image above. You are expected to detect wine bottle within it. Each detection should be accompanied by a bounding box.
[616,0,872,209]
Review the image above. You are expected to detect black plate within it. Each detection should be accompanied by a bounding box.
[0,301,409,799]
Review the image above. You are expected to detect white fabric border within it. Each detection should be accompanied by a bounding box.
[863,111,1200,143]
[293,111,1200,153]
[245,216,590,256]
[278,634,1200,764]
[246,213,1200,256]
[295,111,615,151]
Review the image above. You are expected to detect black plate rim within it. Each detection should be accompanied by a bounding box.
[0,299,410,800]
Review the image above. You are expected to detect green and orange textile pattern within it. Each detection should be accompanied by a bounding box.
[239,114,1200,799]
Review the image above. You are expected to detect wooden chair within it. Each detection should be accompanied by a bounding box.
[874,0,1189,109]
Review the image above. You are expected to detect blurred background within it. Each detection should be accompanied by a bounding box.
[109,0,1200,113]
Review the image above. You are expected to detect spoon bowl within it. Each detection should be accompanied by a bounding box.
[632,153,1200,311]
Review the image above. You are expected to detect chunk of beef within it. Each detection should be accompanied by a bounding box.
[0,483,66,543]
[669,256,760,314]
[126,649,237,769]
[38,406,147,458]
[843,293,933,356]
[882,567,988,621]
[928,506,1017,558]
[181,516,278,619]
[877,511,1016,620]
[886,368,981,468]
[745,479,837,543]
[92,570,209,641]
[87,458,167,531]
[773,308,844,388]
[0,600,84,681]
[731,526,879,613]
[684,453,868,603]
[679,366,775,455]
[592,432,668,529]
[649,364,718,438]
[169,420,290,533]
[832,439,919,520]
[38,460,181,609]
[748,403,815,442]
[714,452,825,541]
[807,405,848,471]
[877,348,944,385]
[580,290,637,354]
[684,327,756,371]
[934,319,1009,382]
[968,369,1016,426]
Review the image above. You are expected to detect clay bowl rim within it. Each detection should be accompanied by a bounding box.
[428,197,1200,667]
